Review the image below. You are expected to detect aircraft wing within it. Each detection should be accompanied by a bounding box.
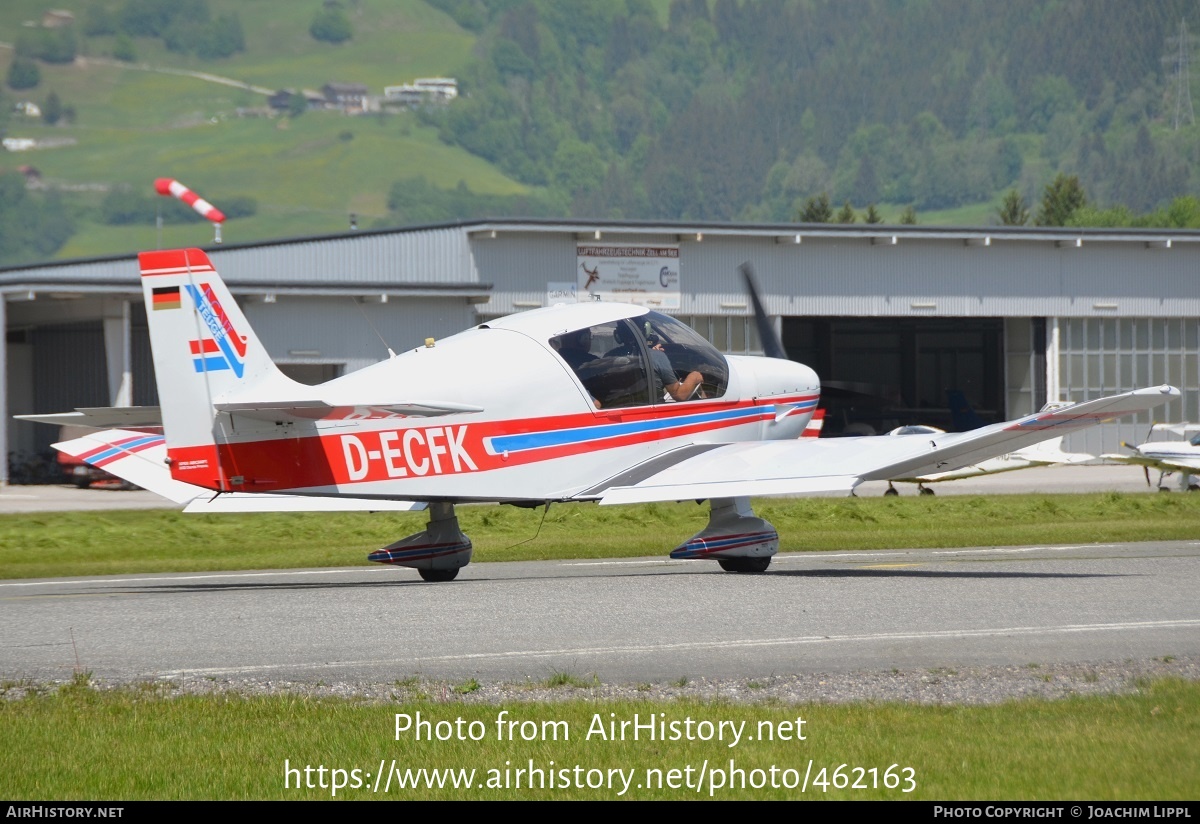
[591,386,1178,504]
[1101,453,1200,474]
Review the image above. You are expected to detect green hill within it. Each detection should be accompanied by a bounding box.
[0,0,531,259]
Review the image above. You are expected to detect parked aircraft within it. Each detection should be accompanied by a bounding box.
[1102,425,1200,491]
[882,401,1096,495]
[20,250,1179,580]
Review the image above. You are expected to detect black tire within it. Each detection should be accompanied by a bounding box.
[418,568,459,582]
[919,487,936,496]
[717,557,771,573]
[883,487,899,496]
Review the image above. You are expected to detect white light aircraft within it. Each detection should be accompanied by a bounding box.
[882,402,1096,496]
[1102,424,1200,491]
[20,250,1180,580]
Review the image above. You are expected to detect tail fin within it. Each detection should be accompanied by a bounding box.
[946,389,987,431]
[139,248,303,488]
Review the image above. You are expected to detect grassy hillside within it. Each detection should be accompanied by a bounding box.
[0,0,532,258]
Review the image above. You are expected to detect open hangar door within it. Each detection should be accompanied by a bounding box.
[782,317,1007,436]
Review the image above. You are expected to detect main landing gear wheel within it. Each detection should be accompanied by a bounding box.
[884,484,899,497]
[718,557,772,573]
[919,487,936,496]
[368,502,472,582]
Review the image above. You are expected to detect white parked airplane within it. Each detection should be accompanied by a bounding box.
[1102,424,1200,491]
[19,250,1180,580]
[882,402,1096,495]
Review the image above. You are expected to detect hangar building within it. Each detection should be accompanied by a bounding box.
[3,219,1198,484]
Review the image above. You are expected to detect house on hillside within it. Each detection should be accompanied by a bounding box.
[41,9,74,28]
[322,83,369,113]
[384,77,458,107]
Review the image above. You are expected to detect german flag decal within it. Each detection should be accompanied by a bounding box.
[152,285,181,311]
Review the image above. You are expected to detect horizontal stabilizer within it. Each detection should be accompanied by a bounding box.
[17,407,162,428]
[53,428,431,511]
[53,428,197,504]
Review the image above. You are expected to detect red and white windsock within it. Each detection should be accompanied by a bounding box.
[153,177,226,223]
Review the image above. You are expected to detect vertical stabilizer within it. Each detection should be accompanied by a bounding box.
[139,248,302,489]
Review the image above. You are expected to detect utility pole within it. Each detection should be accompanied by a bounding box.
[1167,18,1196,130]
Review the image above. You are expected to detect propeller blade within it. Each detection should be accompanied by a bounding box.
[739,262,788,360]
[1144,465,1151,487]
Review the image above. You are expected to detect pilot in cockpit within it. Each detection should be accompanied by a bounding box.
[646,334,704,401]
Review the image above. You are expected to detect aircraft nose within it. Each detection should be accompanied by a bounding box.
[742,356,819,398]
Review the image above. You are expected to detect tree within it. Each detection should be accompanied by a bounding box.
[287,91,308,118]
[310,6,353,43]
[552,139,606,198]
[42,91,62,125]
[864,204,883,224]
[84,2,117,36]
[113,34,137,63]
[1035,173,1086,226]
[798,192,832,223]
[835,200,856,223]
[899,205,918,225]
[996,189,1029,226]
[6,58,40,90]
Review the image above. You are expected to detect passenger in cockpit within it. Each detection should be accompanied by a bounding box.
[557,328,597,369]
[605,323,639,358]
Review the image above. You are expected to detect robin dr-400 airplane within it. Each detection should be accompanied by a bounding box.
[23,249,1179,581]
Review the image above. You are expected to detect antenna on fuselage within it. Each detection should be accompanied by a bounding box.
[352,296,398,359]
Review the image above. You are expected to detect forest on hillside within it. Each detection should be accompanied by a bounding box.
[410,0,1200,225]
[5,0,1200,264]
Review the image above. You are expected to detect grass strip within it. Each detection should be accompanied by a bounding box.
[3,492,1199,579]
[1,676,1194,800]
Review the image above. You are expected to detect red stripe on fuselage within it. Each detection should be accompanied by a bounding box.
[167,395,817,493]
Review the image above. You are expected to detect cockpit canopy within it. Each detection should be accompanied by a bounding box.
[550,312,729,408]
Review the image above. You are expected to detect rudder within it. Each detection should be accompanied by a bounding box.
[139,248,302,489]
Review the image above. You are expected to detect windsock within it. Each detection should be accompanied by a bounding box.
[153,177,226,223]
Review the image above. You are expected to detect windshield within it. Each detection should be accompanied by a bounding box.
[550,312,728,408]
[637,312,729,399]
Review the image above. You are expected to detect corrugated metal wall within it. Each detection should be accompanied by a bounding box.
[243,295,476,374]
[6,221,1200,460]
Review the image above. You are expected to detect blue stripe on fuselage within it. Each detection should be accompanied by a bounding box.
[488,404,786,454]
